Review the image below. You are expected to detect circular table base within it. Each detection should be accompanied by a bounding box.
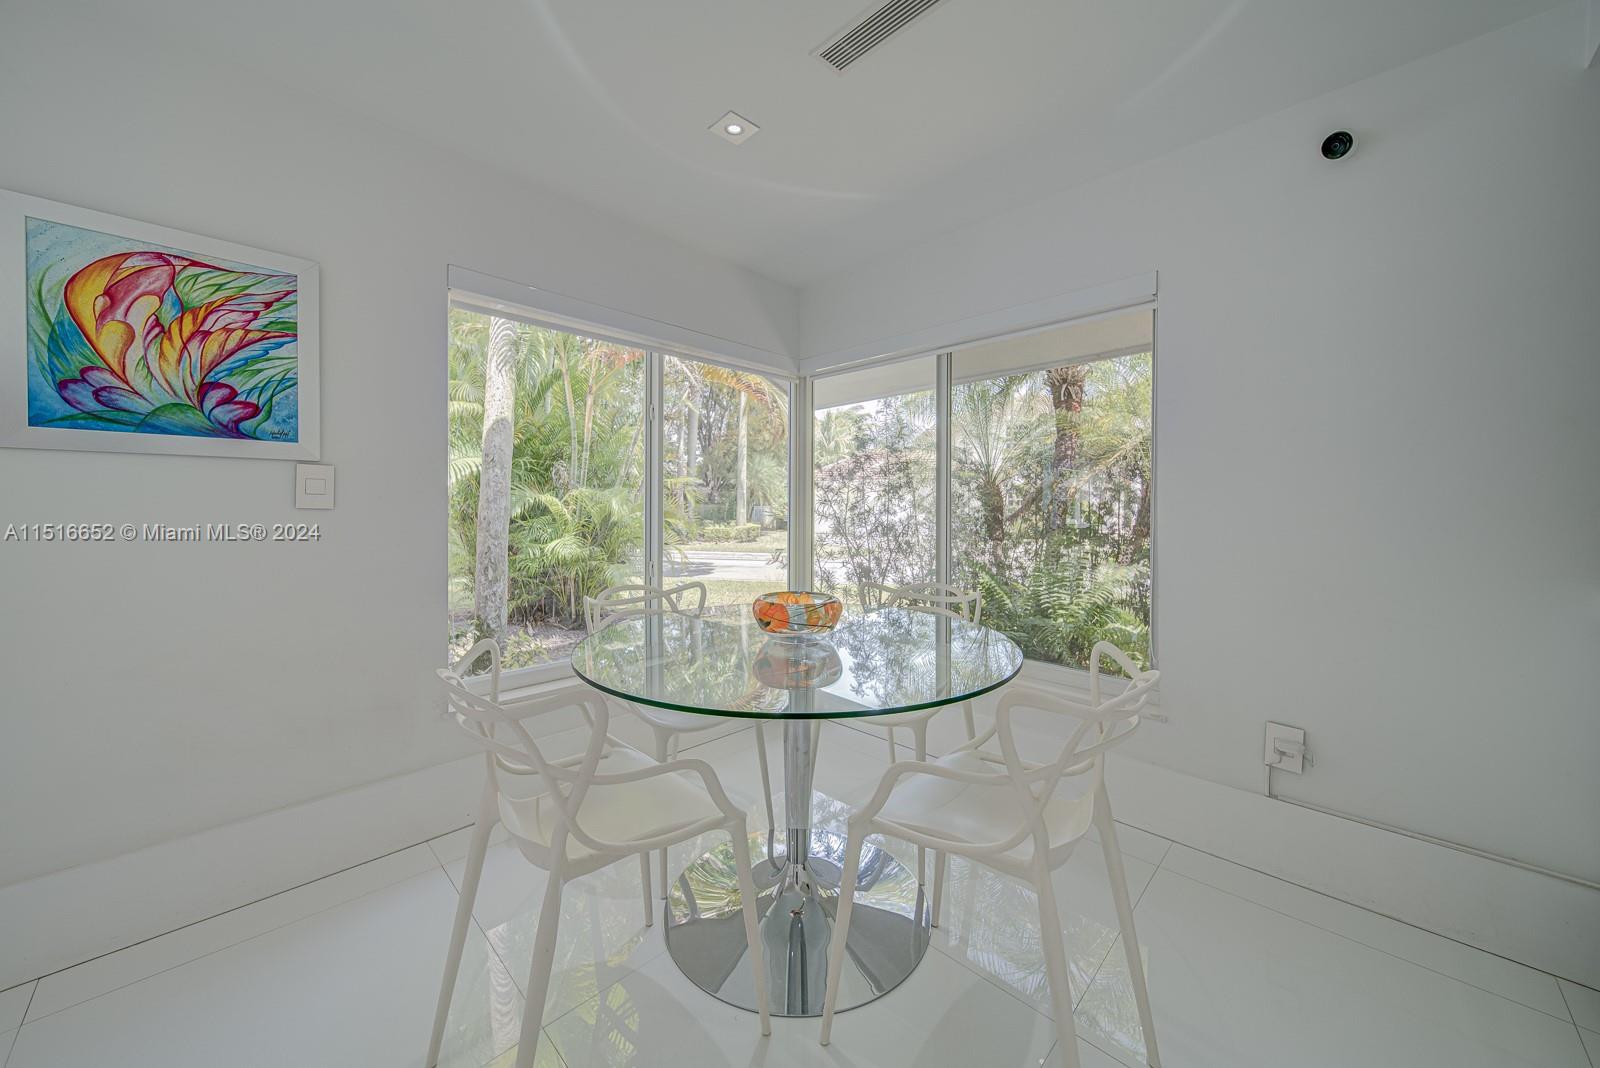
[663,829,933,1017]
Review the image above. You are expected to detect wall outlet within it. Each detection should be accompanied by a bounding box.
[1264,721,1307,774]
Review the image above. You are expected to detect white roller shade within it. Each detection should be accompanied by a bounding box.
[952,307,1152,382]
[813,354,937,409]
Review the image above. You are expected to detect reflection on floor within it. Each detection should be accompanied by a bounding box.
[1,720,1593,1068]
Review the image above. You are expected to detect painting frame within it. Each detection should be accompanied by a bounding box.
[0,189,320,460]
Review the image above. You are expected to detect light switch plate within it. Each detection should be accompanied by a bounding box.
[295,463,335,509]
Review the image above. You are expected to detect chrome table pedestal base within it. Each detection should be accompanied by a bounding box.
[663,720,932,1017]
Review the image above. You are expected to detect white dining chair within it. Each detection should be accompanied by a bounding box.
[584,581,777,897]
[426,639,771,1068]
[820,641,1162,1068]
[867,581,984,760]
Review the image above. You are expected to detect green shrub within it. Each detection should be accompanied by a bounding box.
[698,522,761,543]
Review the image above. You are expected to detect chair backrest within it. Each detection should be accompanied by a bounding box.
[583,580,708,631]
[993,641,1157,806]
[876,581,982,624]
[438,638,613,855]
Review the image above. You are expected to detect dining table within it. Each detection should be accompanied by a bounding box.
[571,604,1023,1018]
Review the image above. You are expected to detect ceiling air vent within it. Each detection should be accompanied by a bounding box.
[814,0,952,72]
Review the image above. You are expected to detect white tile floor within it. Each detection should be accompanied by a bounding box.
[2,720,1594,1068]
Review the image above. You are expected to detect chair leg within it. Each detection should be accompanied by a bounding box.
[962,700,976,740]
[653,729,673,899]
[1035,869,1083,1068]
[930,850,947,929]
[885,726,898,763]
[729,822,772,1036]
[753,722,776,836]
[639,852,653,928]
[426,794,495,1068]
[912,724,929,888]
[819,824,864,1046]
[1095,801,1161,1067]
[513,872,566,1068]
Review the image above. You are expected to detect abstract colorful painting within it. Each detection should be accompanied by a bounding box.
[1,190,319,459]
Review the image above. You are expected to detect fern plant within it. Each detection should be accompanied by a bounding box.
[969,548,1150,673]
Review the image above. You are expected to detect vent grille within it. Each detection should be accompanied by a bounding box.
[816,0,950,72]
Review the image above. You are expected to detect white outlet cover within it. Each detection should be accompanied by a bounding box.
[1264,721,1306,774]
[295,463,335,509]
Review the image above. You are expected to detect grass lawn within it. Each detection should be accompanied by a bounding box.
[677,530,788,555]
[699,578,790,609]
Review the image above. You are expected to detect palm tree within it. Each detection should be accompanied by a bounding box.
[667,360,787,526]
[1063,354,1152,564]
[473,317,517,644]
[813,408,865,466]
[952,374,1043,572]
[448,311,655,649]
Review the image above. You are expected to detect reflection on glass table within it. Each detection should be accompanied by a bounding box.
[571,606,1022,720]
[570,606,1023,1017]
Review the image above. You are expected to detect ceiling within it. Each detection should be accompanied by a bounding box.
[125,0,1560,286]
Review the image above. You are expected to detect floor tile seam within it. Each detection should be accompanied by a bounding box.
[1144,866,1577,1024]
[9,837,453,1000]
[18,864,458,1028]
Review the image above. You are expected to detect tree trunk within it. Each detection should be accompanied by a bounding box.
[474,317,517,645]
[979,475,1007,572]
[579,371,595,488]
[686,405,700,483]
[736,392,749,524]
[559,344,578,490]
[1128,474,1152,563]
[1044,364,1086,533]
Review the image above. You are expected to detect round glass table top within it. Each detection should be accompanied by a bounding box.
[571,606,1023,719]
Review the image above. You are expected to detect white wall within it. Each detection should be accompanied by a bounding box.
[801,5,1600,885]
[0,1,795,888]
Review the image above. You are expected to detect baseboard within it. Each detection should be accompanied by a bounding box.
[0,681,729,992]
[1102,752,1600,989]
[0,753,485,991]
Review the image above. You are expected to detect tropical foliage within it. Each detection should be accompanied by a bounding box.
[813,392,937,610]
[449,301,1151,675]
[954,354,1153,670]
[813,353,1152,672]
[448,309,788,666]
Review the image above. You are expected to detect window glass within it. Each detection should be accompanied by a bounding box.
[661,356,790,609]
[812,356,937,613]
[446,307,644,672]
[951,311,1153,670]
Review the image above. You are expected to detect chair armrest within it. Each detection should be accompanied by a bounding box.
[586,757,746,823]
[852,757,1010,823]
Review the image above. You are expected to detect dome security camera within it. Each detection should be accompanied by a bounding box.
[1321,130,1356,160]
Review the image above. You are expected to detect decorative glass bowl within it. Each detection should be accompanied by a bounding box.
[751,590,842,636]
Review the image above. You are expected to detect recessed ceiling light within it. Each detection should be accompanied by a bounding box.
[711,111,759,144]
